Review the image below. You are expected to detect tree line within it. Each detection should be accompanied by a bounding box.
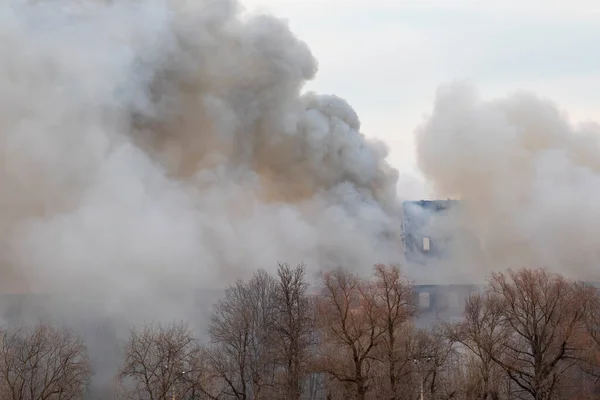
[1,264,600,400]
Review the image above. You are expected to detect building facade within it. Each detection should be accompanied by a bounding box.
[402,200,484,325]
[402,199,461,265]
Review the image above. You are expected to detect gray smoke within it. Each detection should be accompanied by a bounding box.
[0,1,404,393]
[0,0,401,315]
[417,82,600,282]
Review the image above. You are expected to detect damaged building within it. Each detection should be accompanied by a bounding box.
[402,199,483,326]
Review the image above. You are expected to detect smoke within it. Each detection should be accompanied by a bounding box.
[0,0,402,313]
[417,82,600,282]
[0,0,404,392]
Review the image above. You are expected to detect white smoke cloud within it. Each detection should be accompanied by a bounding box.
[0,4,405,390]
[417,82,600,282]
[0,0,402,312]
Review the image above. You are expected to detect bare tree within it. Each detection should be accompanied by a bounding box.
[372,264,416,400]
[208,270,279,399]
[574,283,600,395]
[443,292,507,400]
[273,262,313,400]
[118,321,209,400]
[0,323,92,400]
[582,285,600,348]
[485,268,587,400]
[314,268,385,400]
[411,328,458,400]
[208,280,251,400]
[246,270,279,399]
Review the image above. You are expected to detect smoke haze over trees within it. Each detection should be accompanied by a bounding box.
[0,0,600,398]
[0,0,404,389]
[4,264,599,399]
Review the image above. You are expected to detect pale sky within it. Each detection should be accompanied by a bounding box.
[243,0,600,198]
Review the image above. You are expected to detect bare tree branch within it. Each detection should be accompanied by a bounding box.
[118,321,211,400]
[0,323,92,400]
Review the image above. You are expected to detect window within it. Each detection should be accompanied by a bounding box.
[423,237,431,252]
[419,292,430,309]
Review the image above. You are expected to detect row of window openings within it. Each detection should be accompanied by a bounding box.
[418,291,459,309]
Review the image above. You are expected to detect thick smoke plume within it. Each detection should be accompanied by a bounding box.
[0,0,401,312]
[417,82,600,282]
[0,1,404,390]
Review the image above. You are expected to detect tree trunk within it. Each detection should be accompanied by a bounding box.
[356,385,367,400]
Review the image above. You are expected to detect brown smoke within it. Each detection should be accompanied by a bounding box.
[417,82,600,282]
[0,0,401,300]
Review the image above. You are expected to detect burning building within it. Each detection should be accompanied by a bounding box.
[402,199,484,326]
[402,199,460,265]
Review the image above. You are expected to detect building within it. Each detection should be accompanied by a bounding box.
[402,199,460,265]
[412,283,482,327]
[402,200,483,326]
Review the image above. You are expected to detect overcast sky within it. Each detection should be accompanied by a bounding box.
[243,0,600,198]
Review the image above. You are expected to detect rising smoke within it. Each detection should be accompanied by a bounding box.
[417,82,600,282]
[0,0,401,314]
[0,1,405,392]
[7,0,597,393]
